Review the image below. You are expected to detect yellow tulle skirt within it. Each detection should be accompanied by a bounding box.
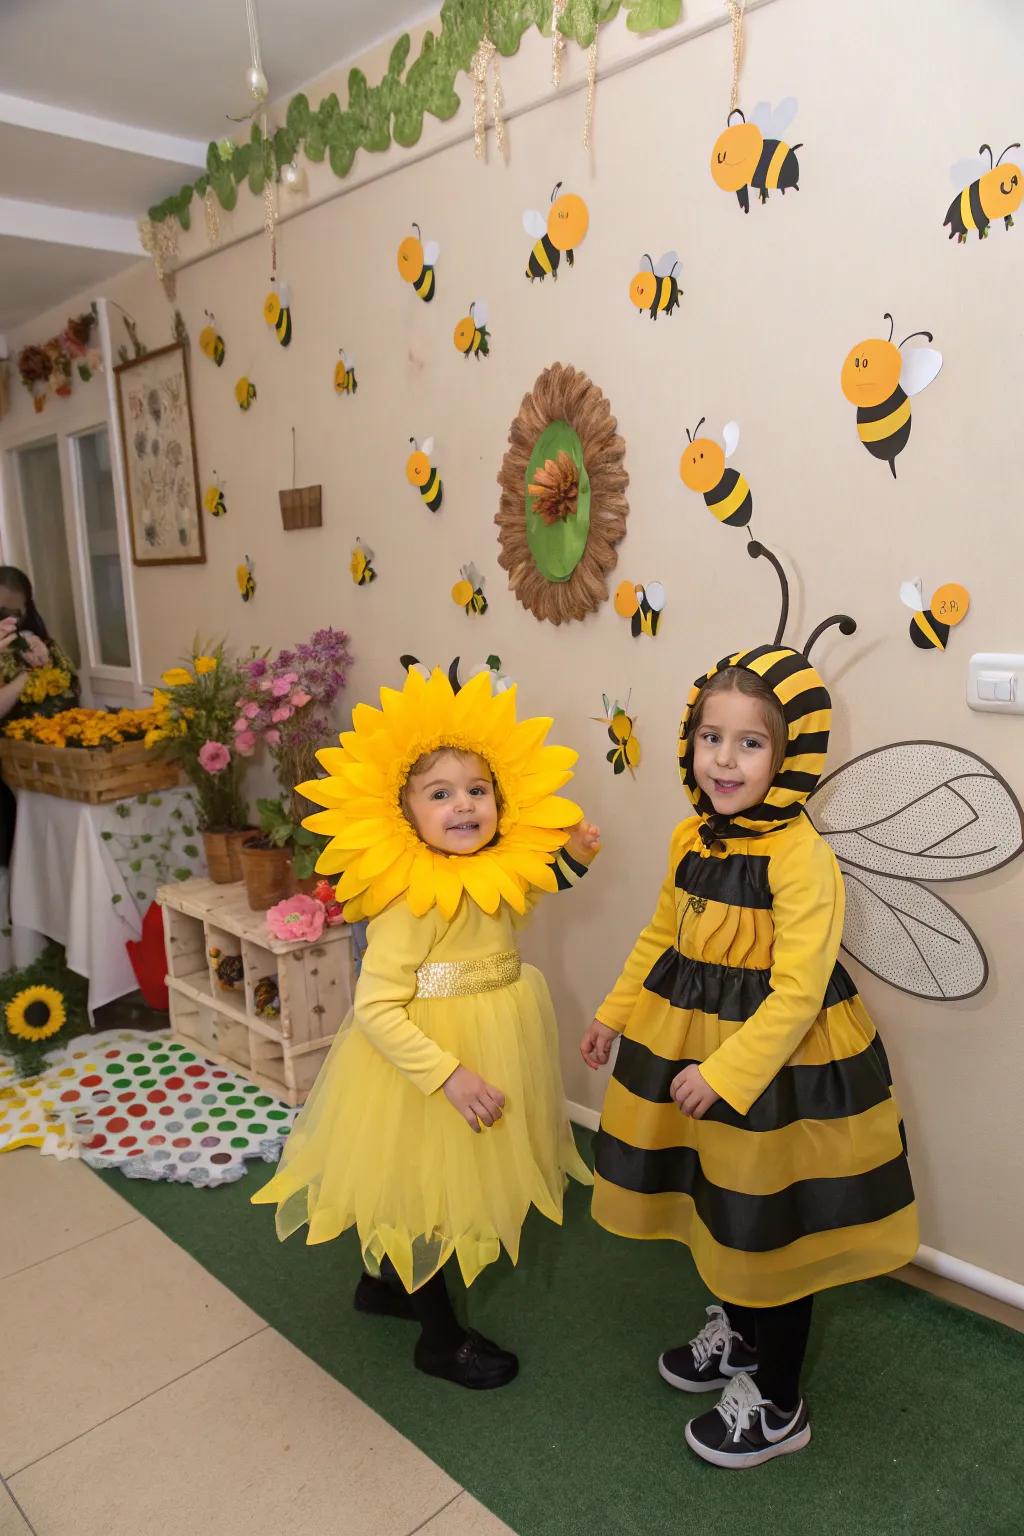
[251,963,591,1291]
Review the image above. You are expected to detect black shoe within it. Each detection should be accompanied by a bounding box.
[354,1270,417,1320]
[685,1372,811,1468]
[414,1329,519,1390]
[659,1304,758,1393]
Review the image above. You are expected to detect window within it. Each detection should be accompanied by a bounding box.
[12,437,80,667]
[71,427,131,669]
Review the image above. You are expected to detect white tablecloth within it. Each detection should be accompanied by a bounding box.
[7,787,206,1012]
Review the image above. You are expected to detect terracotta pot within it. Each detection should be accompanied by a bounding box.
[240,838,295,911]
[202,827,255,885]
[291,868,320,897]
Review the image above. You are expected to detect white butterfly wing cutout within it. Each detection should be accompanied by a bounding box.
[807,743,1024,999]
[722,421,741,458]
[471,299,490,326]
[523,210,547,239]
[751,98,799,139]
[423,240,440,265]
[900,578,925,613]
[900,347,942,397]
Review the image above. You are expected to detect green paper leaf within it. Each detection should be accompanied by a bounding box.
[524,421,591,583]
[286,93,311,137]
[623,0,681,30]
[304,121,326,162]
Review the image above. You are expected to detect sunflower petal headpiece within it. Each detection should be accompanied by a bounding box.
[298,668,582,921]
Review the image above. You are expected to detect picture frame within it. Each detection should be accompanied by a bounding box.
[114,342,206,566]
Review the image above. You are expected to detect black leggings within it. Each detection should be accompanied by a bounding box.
[724,1296,814,1412]
[381,1257,464,1350]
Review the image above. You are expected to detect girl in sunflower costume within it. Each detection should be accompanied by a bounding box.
[253,667,599,1390]
[582,620,917,1468]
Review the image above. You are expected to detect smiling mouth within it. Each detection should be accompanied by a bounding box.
[445,821,481,833]
[712,780,743,794]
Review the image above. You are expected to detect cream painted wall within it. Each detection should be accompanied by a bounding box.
[3,0,1023,1281]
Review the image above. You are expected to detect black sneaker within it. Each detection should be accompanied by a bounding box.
[659,1305,758,1392]
[414,1329,519,1390]
[353,1270,416,1321]
[685,1372,811,1468]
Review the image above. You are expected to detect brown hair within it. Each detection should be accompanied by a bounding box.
[689,667,788,777]
[399,746,503,826]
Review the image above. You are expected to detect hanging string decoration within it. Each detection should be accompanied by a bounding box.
[470,26,506,160]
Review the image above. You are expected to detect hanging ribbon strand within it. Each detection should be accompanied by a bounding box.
[727,0,746,111]
[551,0,568,87]
[583,35,598,149]
[203,185,221,246]
[470,24,506,160]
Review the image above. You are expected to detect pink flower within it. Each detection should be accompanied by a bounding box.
[243,701,260,719]
[271,705,293,723]
[259,677,274,692]
[266,894,325,944]
[271,677,293,697]
[233,717,249,733]
[198,741,231,774]
[235,730,257,756]
[264,729,281,746]
[290,689,312,708]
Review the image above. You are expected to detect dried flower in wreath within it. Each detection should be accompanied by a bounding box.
[496,363,629,625]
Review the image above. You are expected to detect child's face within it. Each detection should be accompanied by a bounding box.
[692,687,779,817]
[404,751,498,855]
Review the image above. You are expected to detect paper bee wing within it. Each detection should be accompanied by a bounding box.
[900,579,925,613]
[900,347,942,398]
[722,421,740,458]
[423,241,440,265]
[949,155,987,188]
[654,251,680,277]
[523,210,547,239]
[752,98,798,138]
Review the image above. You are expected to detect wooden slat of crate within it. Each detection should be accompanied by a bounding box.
[0,737,181,804]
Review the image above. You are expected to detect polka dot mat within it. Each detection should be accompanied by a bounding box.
[0,1029,296,1186]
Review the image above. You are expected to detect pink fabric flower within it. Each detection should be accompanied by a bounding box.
[290,689,312,708]
[198,741,231,774]
[271,705,293,723]
[264,729,281,746]
[235,730,257,756]
[266,894,326,944]
[243,701,261,719]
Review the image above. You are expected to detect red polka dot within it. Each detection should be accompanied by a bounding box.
[101,1147,115,1155]
[193,1080,210,1090]
[98,1105,116,1118]
[140,1119,155,1131]
[107,1117,129,1133]
[127,1148,144,1157]
[60,1090,81,1103]
[86,1134,106,1149]
[119,1136,137,1148]
[147,1089,167,1104]
[105,1051,119,1059]
[212,1070,227,1079]
[148,1135,165,1147]
[127,1104,147,1118]
[80,1074,102,1087]
[158,1105,174,1116]
[172,1137,190,1148]
[118,1092,136,1103]
[165,1076,184,1089]
[180,1093,192,1104]
[185,1064,204,1077]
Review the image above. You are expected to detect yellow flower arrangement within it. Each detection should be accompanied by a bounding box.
[3,702,174,750]
[19,665,73,705]
[194,655,218,675]
[161,667,193,688]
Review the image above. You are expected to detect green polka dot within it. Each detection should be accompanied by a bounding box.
[209,1106,226,1118]
[277,1125,289,1135]
[249,1123,267,1135]
[105,1063,121,1075]
[217,1083,233,1094]
[226,1095,244,1106]
[179,1052,195,1063]
[113,1078,133,1089]
[127,1053,144,1063]
[243,1085,259,1094]
[138,1078,157,1089]
[230,1137,249,1148]
[219,1120,237,1131]
[160,1066,176,1076]
[153,1053,169,1063]
[133,1066,150,1077]
[268,1110,288,1120]
[237,1109,255,1120]
[168,1043,184,1052]
[255,1095,272,1107]
[192,1121,209,1133]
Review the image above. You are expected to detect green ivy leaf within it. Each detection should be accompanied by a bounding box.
[286,93,311,137]
[100,831,113,842]
[304,121,326,161]
[130,860,142,873]
[111,894,123,905]
[172,868,191,882]
[623,0,680,30]
[114,804,130,819]
[183,844,200,858]
[182,823,195,836]
[273,126,296,169]
[212,170,237,210]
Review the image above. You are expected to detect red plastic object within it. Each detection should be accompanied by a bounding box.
[126,900,170,1011]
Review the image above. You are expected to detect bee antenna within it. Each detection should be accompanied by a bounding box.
[470,301,476,317]
[746,539,790,647]
[979,143,993,168]
[693,415,706,438]
[643,253,654,271]
[728,108,745,125]
[804,615,857,657]
[996,142,1021,166]
[898,329,934,348]
[883,311,895,342]
[399,654,419,674]
[448,657,463,694]
[409,436,416,446]
[412,222,421,237]
[551,181,562,203]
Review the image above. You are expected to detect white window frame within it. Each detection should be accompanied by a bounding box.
[66,422,135,684]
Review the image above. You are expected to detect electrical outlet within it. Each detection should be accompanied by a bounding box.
[966,654,1024,715]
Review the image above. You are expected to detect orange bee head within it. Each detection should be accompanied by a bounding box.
[679,419,725,494]
[711,110,764,192]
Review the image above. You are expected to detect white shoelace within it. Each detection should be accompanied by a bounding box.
[715,1372,769,1442]
[689,1304,736,1369]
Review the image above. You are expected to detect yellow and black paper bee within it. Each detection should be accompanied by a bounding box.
[523,184,590,281]
[944,142,1022,243]
[453,300,490,358]
[397,223,440,302]
[900,578,970,652]
[263,283,292,347]
[452,563,487,617]
[615,581,666,638]
[203,474,227,518]
[199,311,225,366]
[334,349,358,395]
[234,376,257,411]
[237,555,255,603]
[679,419,752,527]
[840,314,942,478]
[406,437,443,512]
[629,252,682,320]
[595,693,640,778]
[711,100,802,214]
[350,538,377,586]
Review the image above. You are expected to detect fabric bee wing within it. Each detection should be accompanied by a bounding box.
[836,861,987,1000]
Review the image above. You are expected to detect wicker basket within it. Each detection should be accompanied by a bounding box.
[0,737,182,804]
[279,484,322,531]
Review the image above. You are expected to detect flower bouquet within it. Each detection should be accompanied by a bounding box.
[0,632,79,721]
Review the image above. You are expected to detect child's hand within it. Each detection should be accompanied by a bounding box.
[580,1018,619,1070]
[566,820,601,864]
[443,1065,505,1133]
[670,1064,720,1120]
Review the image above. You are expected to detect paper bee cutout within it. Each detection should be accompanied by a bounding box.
[523,183,589,281]
[401,654,513,694]
[840,314,941,478]
[452,563,487,616]
[397,223,439,301]
[350,538,376,586]
[453,300,490,358]
[595,693,640,778]
[711,100,802,213]
[629,253,682,320]
[235,376,257,411]
[203,473,227,517]
[944,141,1021,243]
[199,312,225,366]
[680,418,752,527]
[237,555,255,602]
[614,581,666,637]
[335,349,358,395]
[263,282,293,347]
[406,436,443,512]
[900,579,970,652]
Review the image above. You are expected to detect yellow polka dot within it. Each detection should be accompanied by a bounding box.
[59,1068,76,1079]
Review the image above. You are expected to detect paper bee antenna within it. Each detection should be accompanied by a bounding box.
[746,539,789,647]
[685,415,706,444]
[803,614,857,657]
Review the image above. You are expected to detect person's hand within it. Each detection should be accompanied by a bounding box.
[580,1018,619,1070]
[443,1065,505,1133]
[0,617,18,654]
[566,820,602,864]
[670,1064,721,1120]
[21,634,49,669]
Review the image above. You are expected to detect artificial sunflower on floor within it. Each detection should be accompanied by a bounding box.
[299,667,581,921]
[5,985,67,1042]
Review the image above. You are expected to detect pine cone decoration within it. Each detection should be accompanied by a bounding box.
[528,451,579,525]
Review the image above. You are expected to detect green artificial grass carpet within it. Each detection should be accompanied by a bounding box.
[100,1142,1022,1536]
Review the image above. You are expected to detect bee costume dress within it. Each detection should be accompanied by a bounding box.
[592,644,918,1307]
[253,668,591,1292]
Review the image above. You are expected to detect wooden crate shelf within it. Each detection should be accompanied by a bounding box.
[158,877,353,1106]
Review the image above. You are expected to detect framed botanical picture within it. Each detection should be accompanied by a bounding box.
[115,342,206,565]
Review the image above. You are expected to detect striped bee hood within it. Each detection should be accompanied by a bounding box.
[678,644,831,846]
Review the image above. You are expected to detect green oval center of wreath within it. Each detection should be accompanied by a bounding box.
[524,420,591,583]
[24,1000,52,1030]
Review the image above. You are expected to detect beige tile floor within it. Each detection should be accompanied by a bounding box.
[0,1149,513,1536]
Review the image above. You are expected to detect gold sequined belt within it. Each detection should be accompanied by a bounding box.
[415,950,521,999]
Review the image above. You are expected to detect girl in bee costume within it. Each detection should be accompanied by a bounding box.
[582,545,917,1468]
[253,666,598,1391]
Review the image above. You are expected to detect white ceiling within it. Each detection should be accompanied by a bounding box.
[0,0,433,335]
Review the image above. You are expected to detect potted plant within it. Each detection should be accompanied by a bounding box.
[234,627,352,907]
[153,641,254,882]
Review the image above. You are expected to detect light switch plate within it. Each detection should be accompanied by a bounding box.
[966,653,1024,715]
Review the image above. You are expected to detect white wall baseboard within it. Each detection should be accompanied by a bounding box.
[566,1104,1023,1313]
